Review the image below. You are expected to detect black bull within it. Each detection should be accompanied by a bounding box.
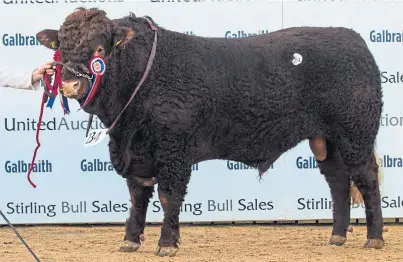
[35,8,385,257]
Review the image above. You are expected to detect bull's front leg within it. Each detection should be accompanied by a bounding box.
[154,150,191,257]
[119,176,155,252]
[108,135,156,252]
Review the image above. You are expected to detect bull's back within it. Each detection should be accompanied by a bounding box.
[198,27,381,150]
[206,27,375,116]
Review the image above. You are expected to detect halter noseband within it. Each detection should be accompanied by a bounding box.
[53,61,94,86]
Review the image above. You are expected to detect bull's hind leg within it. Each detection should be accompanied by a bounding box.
[343,149,384,249]
[346,151,387,234]
[315,140,352,246]
[119,177,155,252]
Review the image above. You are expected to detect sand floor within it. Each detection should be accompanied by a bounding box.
[0,223,402,262]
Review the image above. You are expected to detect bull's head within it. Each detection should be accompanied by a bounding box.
[36,7,135,102]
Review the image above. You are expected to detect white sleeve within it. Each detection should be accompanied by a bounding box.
[0,66,41,91]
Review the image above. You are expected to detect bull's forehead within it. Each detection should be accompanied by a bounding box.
[58,39,92,63]
[58,21,111,52]
[59,21,93,44]
[59,11,113,37]
[58,28,105,62]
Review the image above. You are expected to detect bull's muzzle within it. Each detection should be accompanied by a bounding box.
[61,80,80,98]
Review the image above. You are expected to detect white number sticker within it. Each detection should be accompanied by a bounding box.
[84,129,108,148]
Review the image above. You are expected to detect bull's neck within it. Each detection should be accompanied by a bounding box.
[82,26,159,133]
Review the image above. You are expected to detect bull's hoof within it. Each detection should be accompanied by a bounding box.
[383,227,388,232]
[119,234,144,252]
[329,235,347,246]
[119,240,141,252]
[155,246,179,257]
[155,238,180,257]
[364,239,384,249]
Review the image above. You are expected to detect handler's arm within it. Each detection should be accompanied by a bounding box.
[0,66,42,90]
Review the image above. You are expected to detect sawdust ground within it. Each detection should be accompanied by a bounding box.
[0,224,402,262]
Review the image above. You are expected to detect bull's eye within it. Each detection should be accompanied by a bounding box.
[94,45,105,57]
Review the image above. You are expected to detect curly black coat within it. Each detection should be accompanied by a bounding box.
[36,8,385,256]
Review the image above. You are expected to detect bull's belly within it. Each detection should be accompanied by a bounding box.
[195,112,318,163]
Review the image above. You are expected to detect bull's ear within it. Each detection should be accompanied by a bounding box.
[36,29,60,50]
[112,27,135,48]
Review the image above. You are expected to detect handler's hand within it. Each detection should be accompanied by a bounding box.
[31,60,56,84]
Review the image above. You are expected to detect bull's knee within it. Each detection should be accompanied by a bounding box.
[309,136,327,161]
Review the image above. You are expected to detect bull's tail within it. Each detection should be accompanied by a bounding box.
[350,151,383,205]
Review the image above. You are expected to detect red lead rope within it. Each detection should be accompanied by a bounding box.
[27,93,47,188]
[27,50,63,188]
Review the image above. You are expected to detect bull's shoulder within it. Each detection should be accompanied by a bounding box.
[151,104,193,129]
[107,131,153,177]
